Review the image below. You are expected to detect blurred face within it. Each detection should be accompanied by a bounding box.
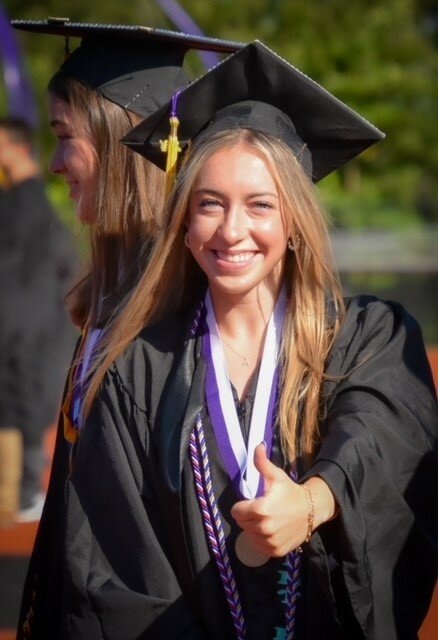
[48,93,99,223]
[187,143,288,304]
[0,128,29,177]
[0,128,16,174]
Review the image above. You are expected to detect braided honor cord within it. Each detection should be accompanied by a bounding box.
[190,414,302,640]
[285,539,302,638]
[190,415,246,640]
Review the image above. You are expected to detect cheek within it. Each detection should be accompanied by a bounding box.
[68,142,98,177]
[187,214,216,244]
[251,217,287,245]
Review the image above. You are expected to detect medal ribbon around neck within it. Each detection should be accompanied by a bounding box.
[71,327,102,429]
[63,327,103,444]
[203,287,287,499]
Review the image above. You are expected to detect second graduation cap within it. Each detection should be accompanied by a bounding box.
[12,19,244,118]
[123,40,385,182]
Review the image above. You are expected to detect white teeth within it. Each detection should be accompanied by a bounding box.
[216,251,255,264]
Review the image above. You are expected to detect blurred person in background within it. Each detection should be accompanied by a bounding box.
[0,117,77,526]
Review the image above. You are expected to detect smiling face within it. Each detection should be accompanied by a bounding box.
[187,142,288,305]
[48,93,99,223]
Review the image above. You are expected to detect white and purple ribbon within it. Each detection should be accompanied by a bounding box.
[203,288,287,499]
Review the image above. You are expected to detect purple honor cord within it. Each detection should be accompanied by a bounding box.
[189,413,302,640]
[204,288,287,500]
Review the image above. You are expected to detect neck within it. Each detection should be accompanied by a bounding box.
[207,284,284,402]
[209,285,279,341]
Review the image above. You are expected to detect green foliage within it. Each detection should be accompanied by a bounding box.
[2,0,437,229]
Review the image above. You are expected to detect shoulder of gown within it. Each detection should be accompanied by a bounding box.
[106,303,200,416]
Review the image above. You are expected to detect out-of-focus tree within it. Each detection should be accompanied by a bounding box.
[2,0,437,228]
[182,0,438,228]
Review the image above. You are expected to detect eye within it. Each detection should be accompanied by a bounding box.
[199,198,222,210]
[251,200,275,211]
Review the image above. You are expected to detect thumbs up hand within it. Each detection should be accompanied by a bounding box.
[231,443,337,558]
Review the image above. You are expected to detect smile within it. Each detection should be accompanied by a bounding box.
[215,251,257,264]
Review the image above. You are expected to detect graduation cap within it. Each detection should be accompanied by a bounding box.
[11,18,244,118]
[123,40,385,182]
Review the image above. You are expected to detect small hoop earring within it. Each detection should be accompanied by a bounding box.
[184,232,189,247]
[287,234,301,251]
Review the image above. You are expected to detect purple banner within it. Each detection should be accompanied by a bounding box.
[0,4,37,127]
[155,0,220,70]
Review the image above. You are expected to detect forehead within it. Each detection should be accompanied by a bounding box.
[194,142,278,188]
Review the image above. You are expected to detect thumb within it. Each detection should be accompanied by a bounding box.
[253,442,284,490]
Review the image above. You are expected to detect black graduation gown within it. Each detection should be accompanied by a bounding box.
[0,177,78,441]
[17,296,437,639]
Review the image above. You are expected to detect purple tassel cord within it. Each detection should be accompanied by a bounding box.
[190,414,302,640]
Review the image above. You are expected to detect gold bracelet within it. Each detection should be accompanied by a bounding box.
[302,484,315,543]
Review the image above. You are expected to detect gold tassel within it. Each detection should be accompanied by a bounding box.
[160,114,182,198]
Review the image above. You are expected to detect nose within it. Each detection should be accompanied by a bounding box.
[218,205,247,245]
[49,145,65,175]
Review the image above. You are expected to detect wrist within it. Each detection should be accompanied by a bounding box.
[302,476,338,530]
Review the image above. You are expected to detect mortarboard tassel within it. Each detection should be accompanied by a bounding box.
[160,90,182,197]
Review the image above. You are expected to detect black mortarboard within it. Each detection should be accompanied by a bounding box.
[12,18,244,118]
[123,40,385,181]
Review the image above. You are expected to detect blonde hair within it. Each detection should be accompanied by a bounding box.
[48,73,166,327]
[86,129,344,463]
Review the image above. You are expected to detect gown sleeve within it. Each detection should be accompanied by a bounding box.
[61,363,209,640]
[305,296,438,638]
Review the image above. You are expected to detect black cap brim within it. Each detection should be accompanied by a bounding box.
[123,40,385,182]
[11,19,244,54]
[12,19,244,118]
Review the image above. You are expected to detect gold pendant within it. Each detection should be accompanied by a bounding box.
[235,531,269,567]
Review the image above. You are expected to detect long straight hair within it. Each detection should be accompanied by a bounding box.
[48,72,166,328]
[85,129,344,462]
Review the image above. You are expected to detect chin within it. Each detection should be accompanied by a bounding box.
[76,203,97,225]
[210,278,262,298]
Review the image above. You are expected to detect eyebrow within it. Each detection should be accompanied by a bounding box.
[193,188,279,199]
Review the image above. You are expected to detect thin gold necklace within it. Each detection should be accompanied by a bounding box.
[220,337,250,367]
